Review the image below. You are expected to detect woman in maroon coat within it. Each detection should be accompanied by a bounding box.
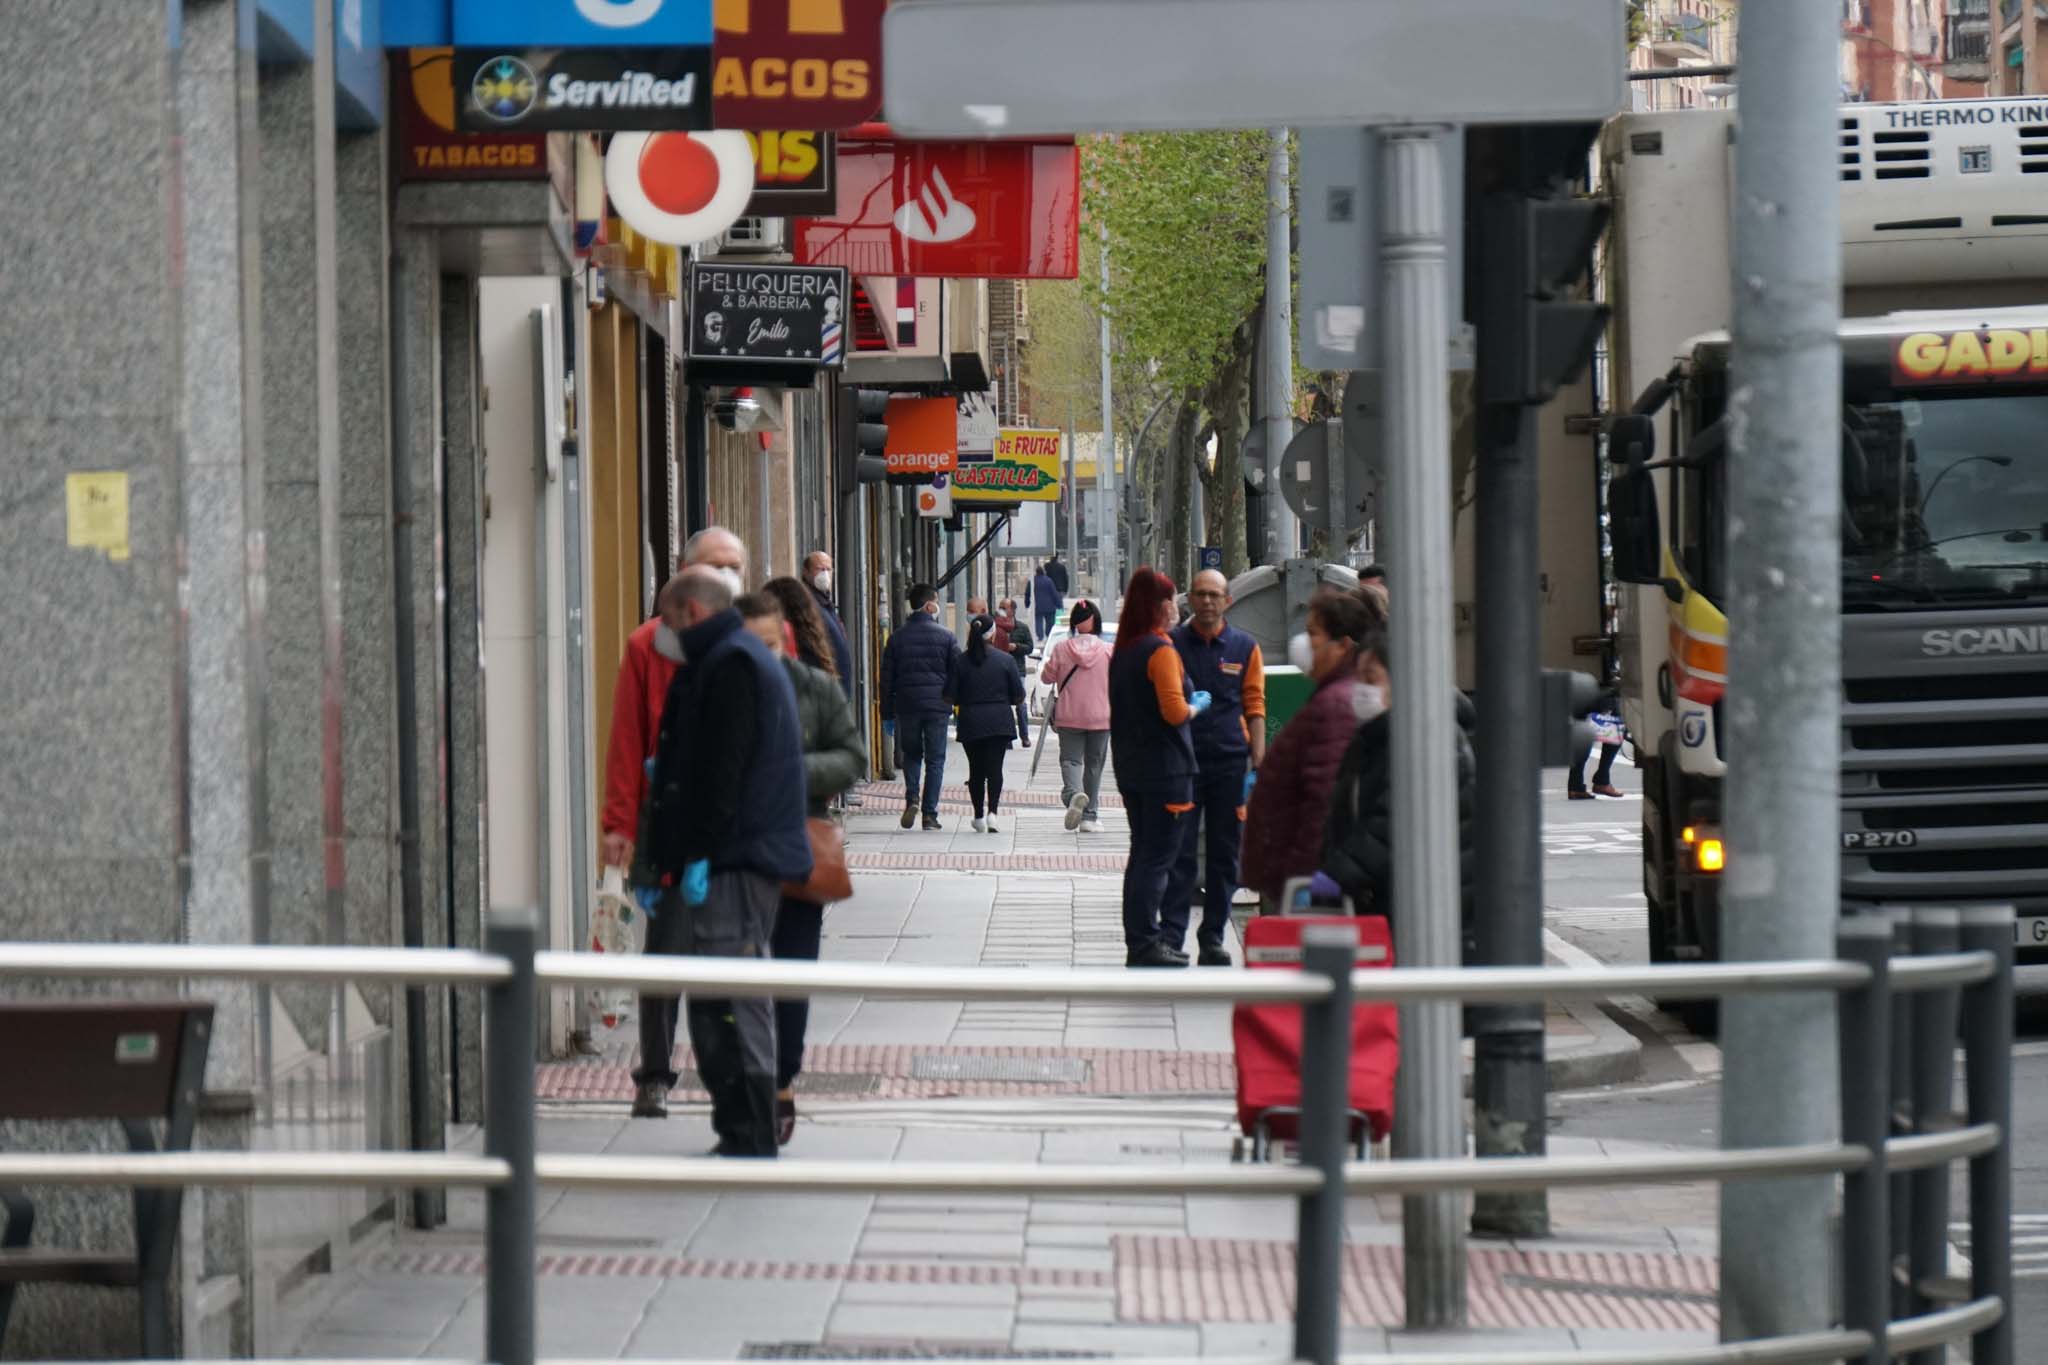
[1240,589,1379,904]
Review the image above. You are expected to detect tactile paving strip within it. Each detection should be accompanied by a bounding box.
[536,1044,1232,1103]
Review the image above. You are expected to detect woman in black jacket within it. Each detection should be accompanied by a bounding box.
[949,615,1026,832]
[1317,627,1479,961]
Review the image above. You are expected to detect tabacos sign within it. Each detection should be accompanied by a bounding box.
[954,429,1063,504]
[712,0,885,130]
[1894,329,2048,384]
[395,49,548,180]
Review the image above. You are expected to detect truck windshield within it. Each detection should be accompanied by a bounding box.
[1841,392,2048,607]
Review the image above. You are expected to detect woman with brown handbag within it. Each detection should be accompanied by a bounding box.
[742,589,866,1146]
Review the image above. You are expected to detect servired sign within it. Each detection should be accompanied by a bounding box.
[713,0,885,130]
[795,137,1080,279]
[1894,329,2048,384]
[883,397,958,479]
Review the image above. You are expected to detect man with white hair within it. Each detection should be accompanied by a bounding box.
[600,526,748,1118]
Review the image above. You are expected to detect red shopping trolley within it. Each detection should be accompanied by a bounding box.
[1230,878,1399,1163]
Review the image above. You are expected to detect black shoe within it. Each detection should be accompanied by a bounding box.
[1197,946,1234,967]
[922,814,943,831]
[1127,943,1188,968]
[901,806,917,829]
[631,1081,669,1119]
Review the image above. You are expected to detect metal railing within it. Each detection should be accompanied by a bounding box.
[0,905,2015,1365]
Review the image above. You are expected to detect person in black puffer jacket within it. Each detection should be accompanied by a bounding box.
[1318,625,1478,962]
[949,615,1026,832]
[879,584,962,830]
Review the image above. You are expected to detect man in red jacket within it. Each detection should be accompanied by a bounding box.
[602,525,746,1117]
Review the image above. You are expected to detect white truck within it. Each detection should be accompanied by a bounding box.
[1594,97,2048,1006]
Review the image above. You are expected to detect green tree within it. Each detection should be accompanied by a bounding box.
[1085,131,1275,579]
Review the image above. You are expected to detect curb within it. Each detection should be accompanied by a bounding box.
[1545,995,1645,1091]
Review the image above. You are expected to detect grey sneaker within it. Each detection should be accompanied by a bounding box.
[1080,818,1103,834]
[985,815,1000,833]
[1064,793,1089,830]
[631,1081,669,1119]
[972,817,987,833]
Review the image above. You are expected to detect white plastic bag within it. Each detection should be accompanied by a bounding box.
[1590,711,1625,746]
[588,868,647,1033]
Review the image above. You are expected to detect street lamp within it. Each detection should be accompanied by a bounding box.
[1919,453,2012,513]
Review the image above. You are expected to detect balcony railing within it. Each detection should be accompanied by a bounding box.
[1950,13,1995,66]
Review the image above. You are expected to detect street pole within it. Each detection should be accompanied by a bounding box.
[1099,227,1120,593]
[1264,127,1300,565]
[1469,394,1548,1238]
[1066,399,1081,585]
[1717,0,1844,1345]
[1380,124,1467,1329]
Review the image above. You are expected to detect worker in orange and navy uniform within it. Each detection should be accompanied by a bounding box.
[1163,569,1267,966]
[1108,567,1203,969]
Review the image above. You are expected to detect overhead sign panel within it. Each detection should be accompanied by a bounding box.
[396,49,550,181]
[880,0,1625,135]
[742,131,837,216]
[794,138,1080,279]
[883,397,959,480]
[453,0,712,48]
[713,0,886,130]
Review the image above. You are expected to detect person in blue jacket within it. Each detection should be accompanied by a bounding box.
[879,583,961,830]
[949,614,1027,832]
[1027,561,1063,641]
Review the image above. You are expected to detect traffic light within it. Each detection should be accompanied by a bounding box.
[848,387,889,485]
[1477,190,1609,408]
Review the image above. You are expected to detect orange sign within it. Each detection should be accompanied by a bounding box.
[395,50,547,181]
[883,397,959,479]
[1894,329,2048,384]
[712,0,885,130]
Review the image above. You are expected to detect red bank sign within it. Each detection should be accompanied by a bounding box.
[794,137,1081,280]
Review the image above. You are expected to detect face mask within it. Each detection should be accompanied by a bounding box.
[1354,683,1388,723]
[711,566,744,596]
[654,622,685,663]
[811,570,833,595]
[1287,631,1315,675]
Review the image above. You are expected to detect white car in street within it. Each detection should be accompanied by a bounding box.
[1026,619,1116,719]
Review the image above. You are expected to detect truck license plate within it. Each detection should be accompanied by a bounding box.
[2016,916,2048,948]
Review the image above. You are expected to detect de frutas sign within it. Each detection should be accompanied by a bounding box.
[687,263,849,367]
[455,47,711,131]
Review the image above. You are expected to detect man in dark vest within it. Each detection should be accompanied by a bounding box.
[1162,569,1266,965]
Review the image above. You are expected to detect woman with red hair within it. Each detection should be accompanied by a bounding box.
[1109,567,1208,967]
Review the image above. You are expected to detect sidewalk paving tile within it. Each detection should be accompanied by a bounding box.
[1011,1321,1201,1355]
[687,1194,876,1264]
[857,1229,1029,1261]
[827,1302,1017,1345]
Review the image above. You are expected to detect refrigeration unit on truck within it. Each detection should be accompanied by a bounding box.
[1595,97,2048,997]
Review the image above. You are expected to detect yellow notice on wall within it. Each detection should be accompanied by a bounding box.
[66,472,130,562]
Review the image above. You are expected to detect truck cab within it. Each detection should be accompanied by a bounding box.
[1595,98,2048,984]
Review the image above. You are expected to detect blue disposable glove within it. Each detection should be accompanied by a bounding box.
[1308,871,1344,903]
[1189,689,1213,715]
[1242,769,1258,803]
[682,860,711,907]
[630,884,662,917]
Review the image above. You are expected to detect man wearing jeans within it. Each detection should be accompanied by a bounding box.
[879,583,960,830]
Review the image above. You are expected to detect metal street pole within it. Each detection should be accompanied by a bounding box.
[1469,398,1548,1238]
[1066,399,1081,583]
[1099,227,1120,593]
[1380,124,1467,1329]
[1264,128,1300,564]
[1717,0,1844,1344]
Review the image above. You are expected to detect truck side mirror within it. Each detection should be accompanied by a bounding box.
[1609,466,1666,586]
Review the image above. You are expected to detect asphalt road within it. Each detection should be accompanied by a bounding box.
[1537,757,2048,1353]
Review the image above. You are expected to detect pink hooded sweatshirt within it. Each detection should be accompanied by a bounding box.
[1043,632,1113,732]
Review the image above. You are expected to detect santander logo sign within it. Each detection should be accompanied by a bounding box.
[892,166,976,244]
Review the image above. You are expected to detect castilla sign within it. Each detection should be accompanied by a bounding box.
[1894,329,2048,385]
[953,428,1063,504]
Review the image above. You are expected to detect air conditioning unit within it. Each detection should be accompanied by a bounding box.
[720,217,786,253]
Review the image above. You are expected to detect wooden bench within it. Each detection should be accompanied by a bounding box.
[0,1000,213,1358]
